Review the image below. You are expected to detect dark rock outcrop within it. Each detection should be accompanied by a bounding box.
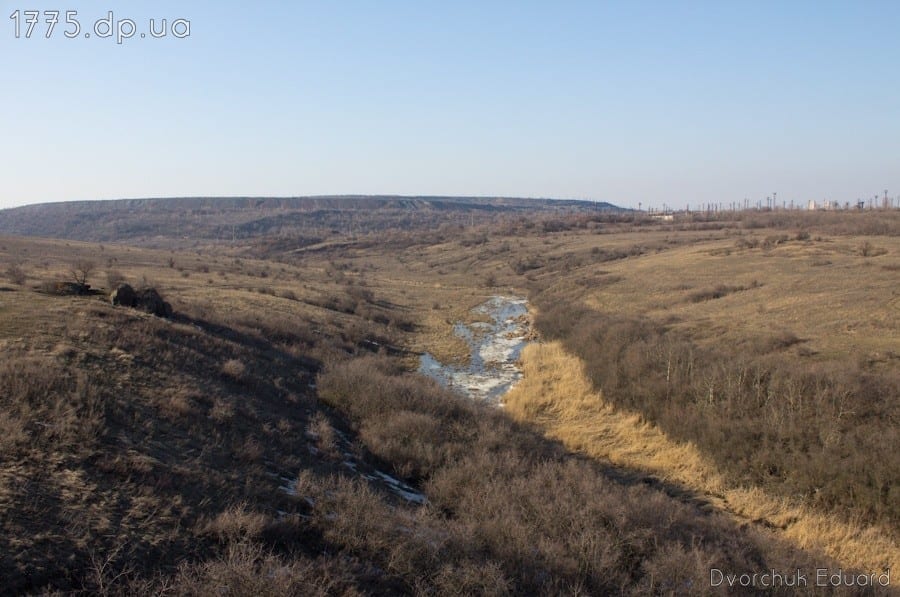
[110,284,136,307]
[135,288,173,318]
[110,284,172,318]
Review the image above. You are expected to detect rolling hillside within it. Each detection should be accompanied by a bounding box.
[1,207,897,594]
[0,196,623,246]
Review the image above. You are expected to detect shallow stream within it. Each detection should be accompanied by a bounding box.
[418,296,530,404]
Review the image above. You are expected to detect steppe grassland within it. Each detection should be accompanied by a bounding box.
[572,234,899,360]
[504,340,900,574]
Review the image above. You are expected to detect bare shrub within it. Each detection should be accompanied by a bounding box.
[210,398,235,423]
[157,390,197,421]
[734,236,760,249]
[360,410,446,480]
[69,259,95,286]
[5,263,26,285]
[533,295,900,528]
[202,503,268,544]
[172,541,355,597]
[293,469,319,499]
[688,281,759,303]
[431,561,512,596]
[763,233,789,248]
[310,292,357,314]
[637,543,717,596]
[221,358,246,381]
[39,279,91,296]
[317,356,468,423]
[307,475,402,555]
[85,542,137,597]
[753,330,803,353]
[307,413,339,459]
[859,240,887,257]
[346,285,374,304]
[235,436,264,462]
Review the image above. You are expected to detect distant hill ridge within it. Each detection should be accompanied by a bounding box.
[0,196,623,244]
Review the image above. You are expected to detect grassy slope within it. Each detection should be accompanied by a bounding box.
[278,214,900,575]
[575,233,899,360]
[1,211,897,593]
[493,215,900,575]
[0,236,409,593]
[504,341,900,573]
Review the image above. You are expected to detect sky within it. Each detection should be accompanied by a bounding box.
[1,1,898,210]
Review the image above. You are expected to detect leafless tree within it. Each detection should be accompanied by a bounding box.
[70,260,95,287]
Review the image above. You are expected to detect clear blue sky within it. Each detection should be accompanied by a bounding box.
[2,1,898,210]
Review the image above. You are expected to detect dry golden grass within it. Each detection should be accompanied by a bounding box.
[0,235,397,592]
[289,222,899,572]
[575,233,900,361]
[1,209,896,592]
[504,340,900,574]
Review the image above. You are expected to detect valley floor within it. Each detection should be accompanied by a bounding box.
[0,209,897,594]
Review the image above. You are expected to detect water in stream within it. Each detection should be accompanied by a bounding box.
[287,296,531,506]
[418,296,530,404]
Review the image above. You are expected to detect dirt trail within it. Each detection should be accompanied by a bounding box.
[503,341,900,575]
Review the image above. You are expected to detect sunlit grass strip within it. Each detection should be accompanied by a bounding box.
[504,341,899,574]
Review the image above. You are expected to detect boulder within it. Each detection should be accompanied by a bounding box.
[110,284,172,318]
[110,283,136,307]
[135,288,172,318]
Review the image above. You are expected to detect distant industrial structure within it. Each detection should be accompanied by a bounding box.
[641,190,897,216]
[807,199,848,211]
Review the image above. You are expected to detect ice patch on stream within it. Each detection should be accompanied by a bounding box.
[279,429,428,505]
[418,296,530,404]
[281,297,529,507]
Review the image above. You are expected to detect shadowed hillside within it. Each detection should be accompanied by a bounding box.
[0,208,897,594]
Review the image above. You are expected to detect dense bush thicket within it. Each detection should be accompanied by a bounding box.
[533,295,900,530]
[314,356,831,595]
[2,295,832,595]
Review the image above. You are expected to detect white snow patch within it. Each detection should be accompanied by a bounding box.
[372,470,428,505]
[419,296,530,404]
[278,476,298,496]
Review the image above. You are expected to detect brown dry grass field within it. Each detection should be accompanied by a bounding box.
[575,234,899,360]
[0,208,897,594]
[504,341,900,574]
